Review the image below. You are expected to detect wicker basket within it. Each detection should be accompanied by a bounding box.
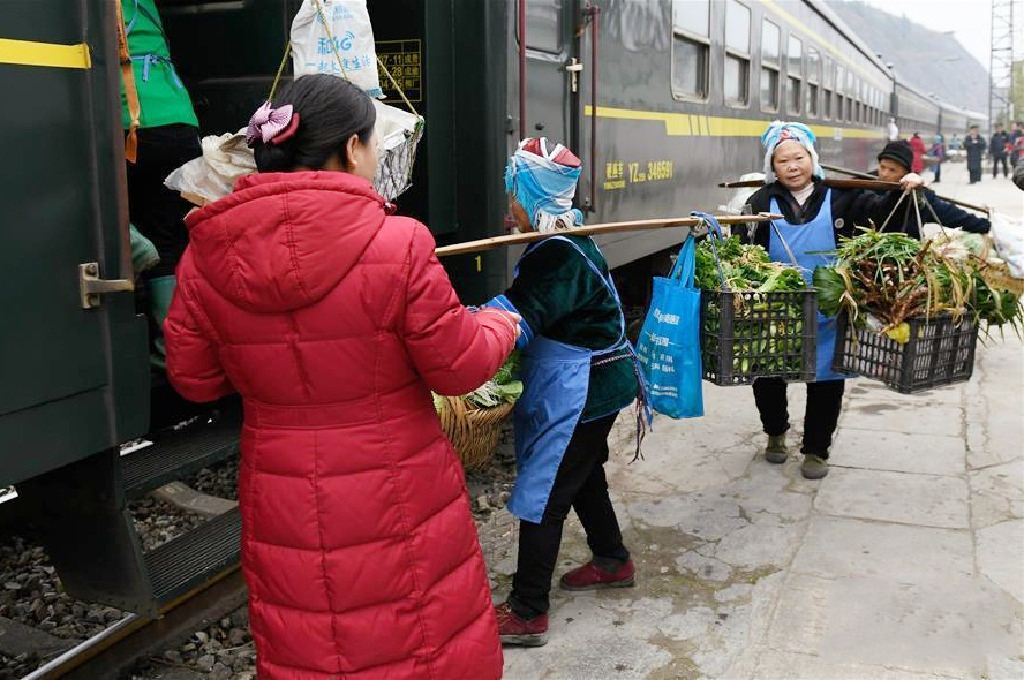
[438,396,515,469]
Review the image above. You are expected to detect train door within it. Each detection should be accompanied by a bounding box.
[0,0,148,485]
[516,1,582,153]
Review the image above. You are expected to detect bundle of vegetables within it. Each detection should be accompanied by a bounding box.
[432,352,523,413]
[694,236,807,293]
[813,228,1023,344]
[695,236,813,382]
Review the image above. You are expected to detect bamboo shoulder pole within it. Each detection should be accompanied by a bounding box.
[434,213,781,257]
[820,163,990,215]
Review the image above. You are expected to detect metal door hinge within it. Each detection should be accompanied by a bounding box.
[565,58,583,93]
[79,262,134,309]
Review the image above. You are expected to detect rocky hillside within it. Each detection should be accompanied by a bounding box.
[826,0,988,113]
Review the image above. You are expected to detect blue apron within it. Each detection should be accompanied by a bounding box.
[768,191,847,382]
[487,236,644,523]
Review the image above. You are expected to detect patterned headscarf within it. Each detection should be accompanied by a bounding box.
[504,137,584,233]
[761,120,824,181]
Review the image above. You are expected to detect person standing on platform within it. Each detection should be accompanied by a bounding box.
[743,122,923,480]
[929,134,944,183]
[1009,121,1022,168]
[991,123,1010,179]
[909,132,927,174]
[965,125,986,183]
[483,138,646,647]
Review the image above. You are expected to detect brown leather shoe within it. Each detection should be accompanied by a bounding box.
[494,602,548,646]
[559,558,635,591]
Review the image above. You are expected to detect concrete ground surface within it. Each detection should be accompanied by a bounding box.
[492,162,1024,679]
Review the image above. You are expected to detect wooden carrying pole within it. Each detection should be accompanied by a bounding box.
[819,163,990,215]
[434,213,781,257]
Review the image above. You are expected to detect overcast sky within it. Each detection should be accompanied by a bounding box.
[837,0,1022,70]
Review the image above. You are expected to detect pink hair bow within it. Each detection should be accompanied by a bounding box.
[246,102,300,146]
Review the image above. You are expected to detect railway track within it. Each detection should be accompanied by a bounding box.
[22,565,246,680]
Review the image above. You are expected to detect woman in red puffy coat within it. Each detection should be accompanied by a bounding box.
[164,75,518,680]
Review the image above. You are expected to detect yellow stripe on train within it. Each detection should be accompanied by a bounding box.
[585,105,885,140]
[0,37,91,70]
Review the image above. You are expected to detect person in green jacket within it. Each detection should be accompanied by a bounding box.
[120,0,201,363]
[484,138,646,647]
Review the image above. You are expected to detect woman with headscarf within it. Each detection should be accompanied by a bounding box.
[483,138,646,646]
[743,121,923,479]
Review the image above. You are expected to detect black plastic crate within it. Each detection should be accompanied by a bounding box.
[832,312,979,394]
[700,289,817,385]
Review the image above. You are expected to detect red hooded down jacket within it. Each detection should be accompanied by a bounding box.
[164,171,515,679]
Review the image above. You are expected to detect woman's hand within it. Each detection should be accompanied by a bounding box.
[899,172,925,192]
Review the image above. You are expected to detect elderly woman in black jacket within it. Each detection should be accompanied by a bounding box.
[743,121,924,479]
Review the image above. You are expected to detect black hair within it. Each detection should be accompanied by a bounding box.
[253,74,376,173]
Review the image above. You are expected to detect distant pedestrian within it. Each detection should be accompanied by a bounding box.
[929,134,944,183]
[965,125,986,183]
[991,123,1010,179]
[1010,121,1023,167]
[887,117,900,141]
[909,132,927,174]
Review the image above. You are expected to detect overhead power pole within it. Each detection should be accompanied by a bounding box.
[989,0,1016,129]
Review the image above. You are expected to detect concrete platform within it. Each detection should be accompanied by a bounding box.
[492,162,1024,679]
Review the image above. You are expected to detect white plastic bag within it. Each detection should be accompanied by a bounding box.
[372,100,422,202]
[290,0,383,98]
[164,130,257,206]
[990,210,1024,279]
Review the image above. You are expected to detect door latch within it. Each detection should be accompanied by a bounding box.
[565,58,583,93]
[79,262,134,309]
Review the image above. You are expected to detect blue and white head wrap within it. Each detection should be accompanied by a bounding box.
[504,137,584,233]
[761,120,824,181]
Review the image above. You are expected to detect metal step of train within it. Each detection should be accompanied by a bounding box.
[123,416,241,498]
[145,506,242,606]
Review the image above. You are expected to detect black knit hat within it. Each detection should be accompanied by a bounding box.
[878,140,913,172]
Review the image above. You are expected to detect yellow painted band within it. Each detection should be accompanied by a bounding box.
[586,105,885,141]
[0,38,91,70]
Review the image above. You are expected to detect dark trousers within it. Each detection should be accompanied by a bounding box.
[509,414,628,619]
[753,378,845,458]
[126,124,202,278]
[993,155,1009,178]
[968,162,982,183]
[933,163,941,182]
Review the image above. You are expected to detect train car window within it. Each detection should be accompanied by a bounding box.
[671,0,711,100]
[822,56,833,119]
[787,36,802,114]
[760,20,780,111]
[724,0,751,106]
[806,47,820,117]
[519,0,563,54]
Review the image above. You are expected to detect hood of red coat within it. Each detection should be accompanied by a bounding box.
[183,172,386,313]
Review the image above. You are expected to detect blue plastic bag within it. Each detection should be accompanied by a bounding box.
[636,235,704,418]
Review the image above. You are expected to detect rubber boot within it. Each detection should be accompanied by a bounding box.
[149,275,176,370]
[765,434,788,464]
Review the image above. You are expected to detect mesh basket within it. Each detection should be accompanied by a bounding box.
[701,289,817,385]
[832,312,979,394]
[437,396,515,470]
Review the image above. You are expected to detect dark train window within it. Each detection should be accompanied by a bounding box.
[787,35,802,114]
[519,0,562,54]
[671,0,710,100]
[724,0,751,106]
[806,47,820,117]
[823,56,834,119]
[761,19,780,111]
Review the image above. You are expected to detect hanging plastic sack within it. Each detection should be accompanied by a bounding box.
[372,99,423,202]
[636,235,704,419]
[164,130,257,206]
[290,0,384,98]
[989,210,1024,279]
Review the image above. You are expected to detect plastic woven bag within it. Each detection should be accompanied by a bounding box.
[164,130,256,206]
[636,235,704,418]
[372,99,422,202]
[290,0,383,98]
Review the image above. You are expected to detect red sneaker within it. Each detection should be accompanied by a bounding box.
[558,558,635,591]
[494,602,549,647]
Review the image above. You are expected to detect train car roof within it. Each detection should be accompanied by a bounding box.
[800,0,891,76]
